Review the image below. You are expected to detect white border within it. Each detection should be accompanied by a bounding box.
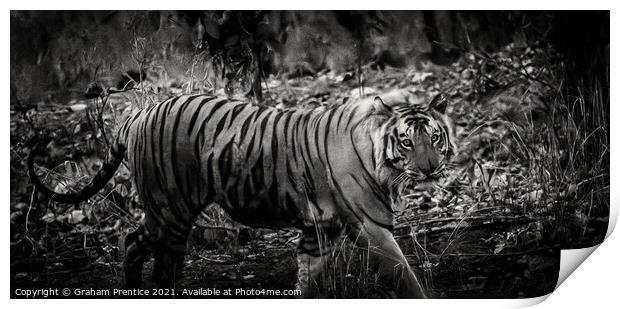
[2,0,616,10]
[4,2,617,309]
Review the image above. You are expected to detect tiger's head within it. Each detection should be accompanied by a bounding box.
[370,93,457,192]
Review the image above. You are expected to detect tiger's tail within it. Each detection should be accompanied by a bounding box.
[28,143,127,204]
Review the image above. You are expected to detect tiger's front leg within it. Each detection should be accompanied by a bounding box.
[347,222,427,298]
[295,226,342,298]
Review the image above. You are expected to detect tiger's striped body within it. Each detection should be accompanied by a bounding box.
[117,94,394,227]
[29,93,455,298]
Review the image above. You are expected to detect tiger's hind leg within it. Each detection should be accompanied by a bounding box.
[151,251,163,284]
[149,210,195,288]
[295,226,343,298]
[151,242,188,288]
[123,223,190,288]
[123,225,151,288]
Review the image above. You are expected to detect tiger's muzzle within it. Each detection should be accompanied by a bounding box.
[405,163,446,181]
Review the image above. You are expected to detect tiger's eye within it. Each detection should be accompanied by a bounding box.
[431,134,440,142]
[402,139,412,147]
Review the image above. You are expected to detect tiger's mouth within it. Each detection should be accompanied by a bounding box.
[391,164,447,192]
[404,164,447,181]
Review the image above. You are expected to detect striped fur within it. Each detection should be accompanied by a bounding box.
[28,93,455,298]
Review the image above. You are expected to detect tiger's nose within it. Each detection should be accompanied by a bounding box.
[417,156,439,176]
[417,165,433,176]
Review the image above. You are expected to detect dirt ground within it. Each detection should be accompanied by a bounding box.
[11,223,561,298]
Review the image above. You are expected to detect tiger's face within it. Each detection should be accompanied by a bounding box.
[372,94,456,190]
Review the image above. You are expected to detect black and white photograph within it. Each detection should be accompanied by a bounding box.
[9,10,610,299]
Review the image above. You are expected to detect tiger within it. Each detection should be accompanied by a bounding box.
[28,92,456,298]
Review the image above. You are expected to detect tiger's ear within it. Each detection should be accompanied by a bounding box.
[373,96,393,115]
[428,93,448,114]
